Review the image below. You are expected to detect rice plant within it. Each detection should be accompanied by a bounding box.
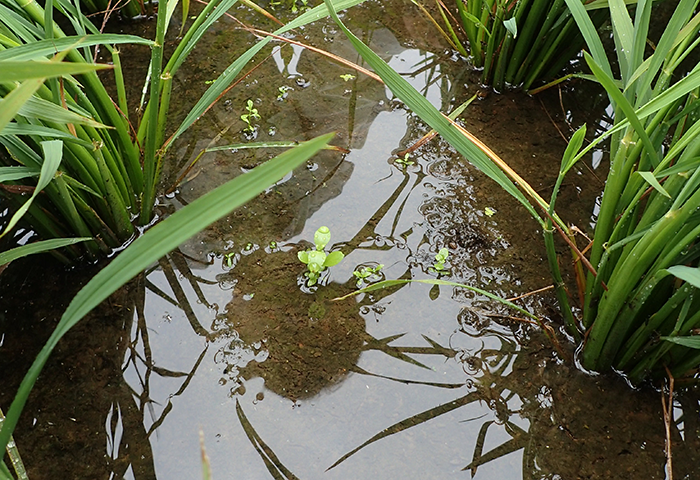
[321,0,700,382]
[421,0,608,90]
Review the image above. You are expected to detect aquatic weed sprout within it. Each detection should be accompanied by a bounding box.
[298,226,345,286]
[322,0,700,381]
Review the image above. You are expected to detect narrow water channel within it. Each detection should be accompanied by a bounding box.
[2,1,700,479]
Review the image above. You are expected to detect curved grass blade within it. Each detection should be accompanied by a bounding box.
[0,34,153,61]
[334,279,542,324]
[563,0,612,79]
[0,78,45,133]
[0,133,333,455]
[236,400,300,480]
[327,391,481,470]
[322,0,542,224]
[0,60,110,81]
[0,237,91,266]
[661,336,700,349]
[0,124,94,147]
[18,96,108,129]
[0,140,63,239]
[666,265,700,288]
[463,421,527,471]
[0,166,39,182]
[583,52,659,166]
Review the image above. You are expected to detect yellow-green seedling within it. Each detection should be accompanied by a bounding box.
[241,99,261,133]
[353,264,384,287]
[298,226,345,286]
[433,247,449,272]
[395,152,414,169]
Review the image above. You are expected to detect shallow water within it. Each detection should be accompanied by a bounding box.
[2,1,700,479]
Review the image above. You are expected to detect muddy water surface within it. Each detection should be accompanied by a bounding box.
[2,1,700,479]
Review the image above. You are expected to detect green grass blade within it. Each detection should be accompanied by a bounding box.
[165,0,239,76]
[666,265,700,288]
[334,279,541,322]
[322,0,541,222]
[0,238,91,265]
[0,133,333,454]
[18,96,109,129]
[661,336,700,349]
[0,78,44,133]
[0,34,153,61]
[608,0,634,83]
[583,52,659,166]
[1,124,94,147]
[0,166,39,182]
[564,0,612,79]
[637,171,671,198]
[0,139,63,239]
[0,60,109,81]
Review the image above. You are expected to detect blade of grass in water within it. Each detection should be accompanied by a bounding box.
[0,238,92,266]
[321,0,542,223]
[0,133,333,455]
[0,140,63,239]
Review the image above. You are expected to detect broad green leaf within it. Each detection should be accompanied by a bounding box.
[661,336,700,349]
[0,60,109,82]
[0,166,39,182]
[322,0,542,225]
[666,265,700,289]
[0,35,153,61]
[0,133,333,454]
[637,171,671,198]
[503,18,517,38]
[0,237,91,265]
[324,250,344,267]
[0,140,63,239]
[18,96,109,129]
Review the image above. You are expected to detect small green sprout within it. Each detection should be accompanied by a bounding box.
[204,79,216,85]
[277,86,292,101]
[433,247,449,272]
[298,226,345,286]
[484,207,496,217]
[340,73,356,82]
[224,252,236,268]
[395,152,414,168]
[241,99,261,133]
[353,264,383,287]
